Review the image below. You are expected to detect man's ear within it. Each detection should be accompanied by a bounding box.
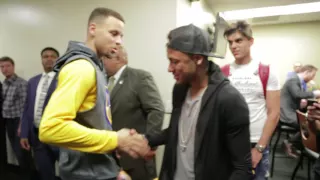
[249,37,254,46]
[192,55,204,65]
[88,23,97,37]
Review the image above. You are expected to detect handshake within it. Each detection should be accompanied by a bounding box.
[116,128,155,159]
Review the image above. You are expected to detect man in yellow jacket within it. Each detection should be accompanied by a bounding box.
[39,7,149,180]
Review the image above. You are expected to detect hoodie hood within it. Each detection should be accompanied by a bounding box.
[207,61,229,85]
[54,41,103,72]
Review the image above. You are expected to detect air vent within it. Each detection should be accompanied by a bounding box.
[252,15,280,22]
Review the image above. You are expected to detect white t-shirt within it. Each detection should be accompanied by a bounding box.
[229,60,280,142]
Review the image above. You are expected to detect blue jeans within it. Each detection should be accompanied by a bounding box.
[253,147,269,180]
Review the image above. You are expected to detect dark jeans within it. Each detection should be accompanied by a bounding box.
[33,127,59,180]
[253,147,270,180]
[125,166,153,180]
[5,117,33,180]
[122,157,156,180]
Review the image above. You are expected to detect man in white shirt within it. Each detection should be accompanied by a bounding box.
[222,21,280,180]
[20,47,59,180]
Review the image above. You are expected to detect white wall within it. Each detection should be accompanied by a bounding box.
[214,21,320,85]
[176,0,215,28]
[0,0,177,104]
[176,0,192,26]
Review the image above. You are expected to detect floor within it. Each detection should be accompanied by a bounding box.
[269,133,315,180]
[270,153,311,180]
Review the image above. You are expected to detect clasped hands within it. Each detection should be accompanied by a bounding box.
[116,128,155,160]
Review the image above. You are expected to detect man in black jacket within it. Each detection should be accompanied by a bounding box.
[146,24,252,180]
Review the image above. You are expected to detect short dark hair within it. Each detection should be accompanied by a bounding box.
[300,65,318,73]
[41,47,59,57]
[0,56,15,65]
[88,7,125,25]
[224,21,253,39]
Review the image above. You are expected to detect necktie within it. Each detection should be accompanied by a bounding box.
[108,76,115,93]
[34,74,50,127]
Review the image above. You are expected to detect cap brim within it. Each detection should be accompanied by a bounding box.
[206,52,215,57]
[207,52,226,59]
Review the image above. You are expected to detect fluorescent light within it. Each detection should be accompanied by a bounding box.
[7,5,42,25]
[220,2,320,21]
[191,1,214,27]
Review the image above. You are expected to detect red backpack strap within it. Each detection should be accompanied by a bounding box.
[220,64,231,77]
[258,62,270,99]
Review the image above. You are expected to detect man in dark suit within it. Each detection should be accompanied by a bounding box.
[19,47,59,180]
[280,64,320,157]
[102,46,164,180]
[146,24,252,180]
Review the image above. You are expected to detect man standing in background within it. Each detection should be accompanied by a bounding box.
[222,21,280,180]
[102,46,164,180]
[0,56,31,180]
[20,47,60,180]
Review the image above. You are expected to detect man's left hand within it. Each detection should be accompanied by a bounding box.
[251,148,262,168]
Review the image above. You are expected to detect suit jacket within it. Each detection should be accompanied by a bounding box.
[20,74,56,145]
[280,74,314,124]
[147,61,252,180]
[110,67,164,176]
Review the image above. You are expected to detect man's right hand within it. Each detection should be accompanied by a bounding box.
[117,128,150,158]
[20,138,30,151]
